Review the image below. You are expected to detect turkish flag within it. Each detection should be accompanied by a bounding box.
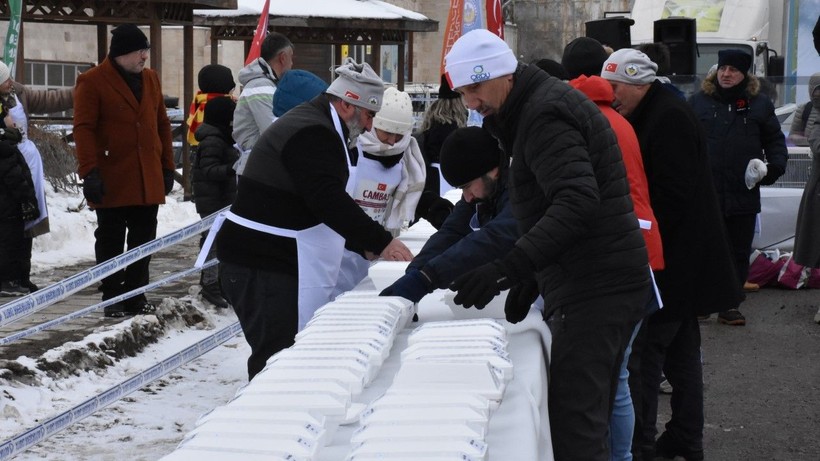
[245,0,271,66]
[377,183,387,191]
[605,62,618,73]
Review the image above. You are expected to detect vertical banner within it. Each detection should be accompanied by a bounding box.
[3,0,22,74]
[439,0,505,74]
[440,0,465,74]
[244,0,271,66]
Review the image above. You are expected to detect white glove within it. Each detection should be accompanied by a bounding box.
[745,159,768,190]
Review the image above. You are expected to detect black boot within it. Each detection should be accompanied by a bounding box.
[201,282,228,308]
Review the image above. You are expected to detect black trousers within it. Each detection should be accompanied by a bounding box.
[547,287,648,461]
[220,261,298,381]
[0,216,25,281]
[723,213,757,289]
[638,314,704,456]
[94,205,158,300]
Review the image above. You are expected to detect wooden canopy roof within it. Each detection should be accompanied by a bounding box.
[0,0,236,25]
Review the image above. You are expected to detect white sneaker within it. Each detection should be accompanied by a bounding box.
[814,307,820,324]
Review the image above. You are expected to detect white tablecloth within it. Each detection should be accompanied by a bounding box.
[317,278,554,461]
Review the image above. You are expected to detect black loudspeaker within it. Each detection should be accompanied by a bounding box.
[654,18,697,76]
[585,18,635,51]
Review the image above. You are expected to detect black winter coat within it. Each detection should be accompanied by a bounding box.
[0,141,36,220]
[484,64,650,316]
[192,123,239,216]
[408,160,518,289]
[689,74,788,215]
[629,81,743,319]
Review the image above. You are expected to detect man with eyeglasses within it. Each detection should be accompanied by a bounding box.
[74,23,175,317]
[213,58,413,381]
[379,126,521,320]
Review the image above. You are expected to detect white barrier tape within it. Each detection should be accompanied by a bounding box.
[0,206,229,329]
[0,259,219,346]
[0,321,243,460]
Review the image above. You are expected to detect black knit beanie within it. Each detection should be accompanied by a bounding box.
[561,37,608,79]
[718,49,752,74]
[438,73,461,100]
[198,64,235,94]
[109,24,150,58]
[440,126,501,187]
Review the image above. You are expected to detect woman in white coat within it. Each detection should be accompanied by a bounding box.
[334,87,426,295]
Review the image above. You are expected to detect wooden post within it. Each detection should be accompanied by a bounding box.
[183,25,194,201]
[397,33,406,91]
[97,25,108,64]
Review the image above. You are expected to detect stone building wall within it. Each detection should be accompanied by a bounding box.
[512,0,632,64]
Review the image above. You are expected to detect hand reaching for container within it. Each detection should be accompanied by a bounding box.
[380,238,413,262]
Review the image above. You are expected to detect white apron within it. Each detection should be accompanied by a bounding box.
[197,103,350,330]
[334,151,403,296]
[8,96,48,231]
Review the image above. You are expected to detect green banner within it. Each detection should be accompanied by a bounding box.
[3,0,22,74]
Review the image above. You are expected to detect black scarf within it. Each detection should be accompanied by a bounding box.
[111,57,144,102]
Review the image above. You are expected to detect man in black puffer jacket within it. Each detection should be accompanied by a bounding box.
[444,29,651,461]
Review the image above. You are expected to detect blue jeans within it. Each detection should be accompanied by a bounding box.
[610,320,642,461]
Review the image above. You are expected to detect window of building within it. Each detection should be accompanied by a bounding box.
[23,60,93,118]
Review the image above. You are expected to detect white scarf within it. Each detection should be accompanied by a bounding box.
[357,130,426,234]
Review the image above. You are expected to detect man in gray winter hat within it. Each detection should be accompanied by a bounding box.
[211,57,412,381]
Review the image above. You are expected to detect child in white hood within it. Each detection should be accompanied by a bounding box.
[334,87,448,295]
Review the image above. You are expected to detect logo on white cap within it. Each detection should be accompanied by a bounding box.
[471,65,491,83]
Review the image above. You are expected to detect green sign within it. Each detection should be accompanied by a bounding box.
[3,0,22,74]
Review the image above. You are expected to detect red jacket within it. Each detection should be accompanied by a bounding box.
[73,57,174,208]
[570,75,664,270]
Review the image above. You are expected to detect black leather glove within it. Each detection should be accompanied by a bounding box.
[163,169,175,195]
[0,126,22,144]
[380,270,433,303]
[450,262,514,309]
[20,200,39,221]
[82,169,104,204]
[450,247,534,309]
[505,278,539,324]
[759,164,784,186]
[426,197,454,229]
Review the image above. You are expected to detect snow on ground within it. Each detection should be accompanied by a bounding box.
[2,182,250,460]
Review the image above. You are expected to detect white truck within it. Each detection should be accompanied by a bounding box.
[627,0,789,81]
[603,0,810,250]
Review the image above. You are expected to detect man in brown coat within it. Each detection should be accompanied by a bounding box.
[73,24,175,317]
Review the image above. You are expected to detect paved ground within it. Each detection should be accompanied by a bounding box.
[2,241,819,460]
[668,286,820,460]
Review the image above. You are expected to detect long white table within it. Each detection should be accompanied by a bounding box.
[310,274,554,461]
[166,215,554,461]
